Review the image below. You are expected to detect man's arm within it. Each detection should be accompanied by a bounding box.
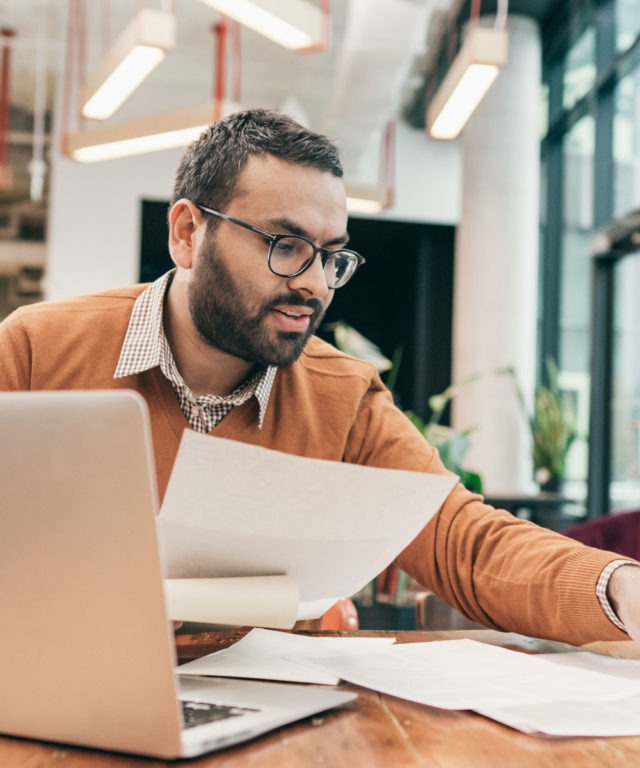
[608,564,640,639]
[0,309,32,390]
[344,375,635,646]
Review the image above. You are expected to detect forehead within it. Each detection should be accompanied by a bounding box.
[229,155,348,235]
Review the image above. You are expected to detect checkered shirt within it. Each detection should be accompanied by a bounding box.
[596,559,640,632]
[114,270,276,432]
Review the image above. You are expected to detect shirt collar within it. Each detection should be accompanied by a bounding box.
[114,269,277,428]
[114,270,171,378]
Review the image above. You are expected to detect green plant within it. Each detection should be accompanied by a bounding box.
[406,412,483,493]
[404,369,515,494]
[512,358,578,488]
[326,321,488,492]
[325,321,394,375]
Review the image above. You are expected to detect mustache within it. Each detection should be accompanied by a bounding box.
[263,293,324,316]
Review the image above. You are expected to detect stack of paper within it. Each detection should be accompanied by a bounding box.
[178,631,640,737]
[290,637,640,737]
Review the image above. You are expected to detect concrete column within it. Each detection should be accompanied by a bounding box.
[451,15,540,493]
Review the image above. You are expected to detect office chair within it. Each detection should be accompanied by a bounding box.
[562,509,640,560]
[319,598,359,630]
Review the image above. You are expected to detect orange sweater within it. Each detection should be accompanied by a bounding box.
[0,286,631,644]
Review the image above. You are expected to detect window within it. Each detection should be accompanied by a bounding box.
[559,116,594,483]
[563,26,596,111]
[560,116,594,377]
[616,0,640,52]
[540,0,640,513]
[613,68,640,218]
[611,254,640,507]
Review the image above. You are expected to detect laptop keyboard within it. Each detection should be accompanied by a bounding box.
[181,700,260,729]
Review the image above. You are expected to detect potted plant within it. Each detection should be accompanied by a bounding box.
[405,394,483,494]
[513,358,579,492]
[326,321,487,491]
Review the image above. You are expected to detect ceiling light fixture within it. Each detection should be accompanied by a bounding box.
[66,102,239,162]
[64,14,243,164]
[345,184,391,215]
[81,7,176,120]
[196,0,325,51]
[345,122,395,215]
[426,25,508,140]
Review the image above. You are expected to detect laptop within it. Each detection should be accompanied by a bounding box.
[0,389,355,759]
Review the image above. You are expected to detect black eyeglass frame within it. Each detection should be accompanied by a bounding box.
[195,203,365,289]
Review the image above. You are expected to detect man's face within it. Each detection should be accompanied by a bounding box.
[187,155,349,367]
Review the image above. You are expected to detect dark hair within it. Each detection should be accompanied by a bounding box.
[170,108,344,214]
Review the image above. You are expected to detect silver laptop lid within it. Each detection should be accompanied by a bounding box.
[0,389,183,757]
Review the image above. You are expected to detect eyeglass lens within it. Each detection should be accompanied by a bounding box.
[269,236,359,288]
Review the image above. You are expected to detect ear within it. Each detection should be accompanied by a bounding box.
[168,199,203,269]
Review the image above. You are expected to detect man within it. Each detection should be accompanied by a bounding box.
[1,109,638,644]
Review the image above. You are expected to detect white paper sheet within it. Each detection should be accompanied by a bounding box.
[177,628,398,685]
[538,650,640,679]
[477,694,640,736]
[296,639,640,712]
[163,576,298,628]
[158,431,457,620]
[476,652,640,736]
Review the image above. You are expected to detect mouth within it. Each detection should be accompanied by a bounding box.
[276,307,312,319]
[271,304,314,332]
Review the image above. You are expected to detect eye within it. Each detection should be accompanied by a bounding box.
[273,238,296,254]
[272,236,310,260]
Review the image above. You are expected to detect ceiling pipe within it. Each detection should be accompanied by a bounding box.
[0,27,15,190]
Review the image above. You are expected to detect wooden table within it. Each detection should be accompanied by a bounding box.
[2,628,640,767]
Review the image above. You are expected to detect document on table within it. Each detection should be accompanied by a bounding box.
[296,639,640,736]
[177,628,397,685]
[158,430,457,621]
[477,652,640,736]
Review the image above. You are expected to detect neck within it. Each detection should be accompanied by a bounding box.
[163,279,254,397]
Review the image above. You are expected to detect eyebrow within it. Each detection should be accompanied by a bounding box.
[267,216,350,248]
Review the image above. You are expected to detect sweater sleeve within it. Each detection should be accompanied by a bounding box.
[0,309,32,389]
[344,372,633,646]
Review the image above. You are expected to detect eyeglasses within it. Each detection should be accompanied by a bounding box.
[195,204,365,289]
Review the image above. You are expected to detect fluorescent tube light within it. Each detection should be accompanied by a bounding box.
[426,26,508,141]
[66,102,240,162]
[197,0,323,50]
[345,184,391,215]
[81,8,176,120]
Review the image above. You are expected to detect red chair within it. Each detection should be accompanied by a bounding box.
[319,598,359,630]
[562,509,640,560]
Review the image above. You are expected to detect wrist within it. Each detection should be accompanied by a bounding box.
[607,563,640,627]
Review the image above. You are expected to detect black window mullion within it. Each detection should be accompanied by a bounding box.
[540,54,565,381]
[587,0,616,517]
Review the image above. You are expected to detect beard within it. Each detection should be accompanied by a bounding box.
[188,237,326,367]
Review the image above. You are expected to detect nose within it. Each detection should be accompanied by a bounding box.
[286,252,332,300]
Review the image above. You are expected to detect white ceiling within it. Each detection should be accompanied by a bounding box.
[0,0,450,186]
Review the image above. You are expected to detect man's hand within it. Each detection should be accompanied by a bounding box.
[607,564,640,640]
